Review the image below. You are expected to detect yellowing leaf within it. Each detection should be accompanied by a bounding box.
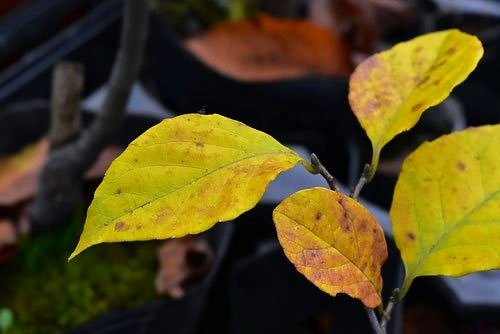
[391,125,500,296]
[349,29,483,179]
[70,114,306,259]
[273,187,388,308]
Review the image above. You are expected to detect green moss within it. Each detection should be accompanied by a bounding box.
[153,0,259,35]
[0,211,160,333]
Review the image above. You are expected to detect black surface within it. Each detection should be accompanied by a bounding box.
[0,0,121,105]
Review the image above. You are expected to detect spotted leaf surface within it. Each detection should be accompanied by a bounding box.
[349,29,483,177]
[391,125,500,296]
[70,114,306,259]
[273,187,388,307]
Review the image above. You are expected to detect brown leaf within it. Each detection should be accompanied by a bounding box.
[84,145,123,179]
[155,235,213,298]
[309,0,415,55]
[0,139,49,206]
[0,218,16,248]
[0,139,123,206]
[309,0,378,53]
[185,13,352,81]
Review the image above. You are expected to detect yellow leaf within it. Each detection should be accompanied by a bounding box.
[349,29,483,179]
[70,114,307,260]
[391,125,500,296]
[273,187,388,308]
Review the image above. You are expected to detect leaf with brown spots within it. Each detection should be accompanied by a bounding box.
[273,187,388,308]
[391,125,500,296]
[349,29,483,179]
[70,114,310,260]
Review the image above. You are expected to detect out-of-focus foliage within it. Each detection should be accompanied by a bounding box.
[153,0,259,35]
[0,212,158,333]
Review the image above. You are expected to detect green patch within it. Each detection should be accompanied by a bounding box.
[0,210,159,333]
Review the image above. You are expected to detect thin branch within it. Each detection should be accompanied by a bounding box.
[351,163,371,199]
[76,0,149,162]
[310,153,339,192]
[29,0,149,230]
[365,306,385,334]
[380,288,400,331]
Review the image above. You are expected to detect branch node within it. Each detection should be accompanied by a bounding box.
[380,288,400,331]
[310,153,339,192]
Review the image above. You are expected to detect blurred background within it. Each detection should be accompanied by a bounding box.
[0,0,499,333]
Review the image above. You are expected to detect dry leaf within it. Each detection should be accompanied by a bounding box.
[0,218,16,249]
[155,236,213,298]
[84,146,123,179]
[309,0,415,53]
[0,139,123,206]
[185,13,351,81]
[309,0,378,53]
[0,139,49,206]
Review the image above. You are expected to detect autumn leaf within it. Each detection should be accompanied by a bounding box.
[391,125,500,296]
[0,139,122,206]
[273,187,388,308]
[0,139,49,206]
[309,0,378,53]
[349,29,483,179]
[155,236,213,299]
[185,13,351,81]
[70,114,308,260]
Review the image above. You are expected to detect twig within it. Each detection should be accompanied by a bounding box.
[49,62,83,149]
[310,153,339,192]
[351,163,370,199]
[29,0,149,230]
[77,0,149,156]
[312,157,386,334]
[365,306,385,334]
[380,288,400,331]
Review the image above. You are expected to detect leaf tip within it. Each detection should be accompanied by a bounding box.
[68,243,85,262]
[68,231,98,261]
[67,249,79,262]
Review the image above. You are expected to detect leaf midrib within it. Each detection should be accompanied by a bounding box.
[96,150,300,226]
[407,188,500,279]
[275,209,380,290]
[371,32,459,151]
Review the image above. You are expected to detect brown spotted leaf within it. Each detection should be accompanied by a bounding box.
[70,114,308,260]
[349,29,483,178]
[273,187,388,308]
[391,125,500,296]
